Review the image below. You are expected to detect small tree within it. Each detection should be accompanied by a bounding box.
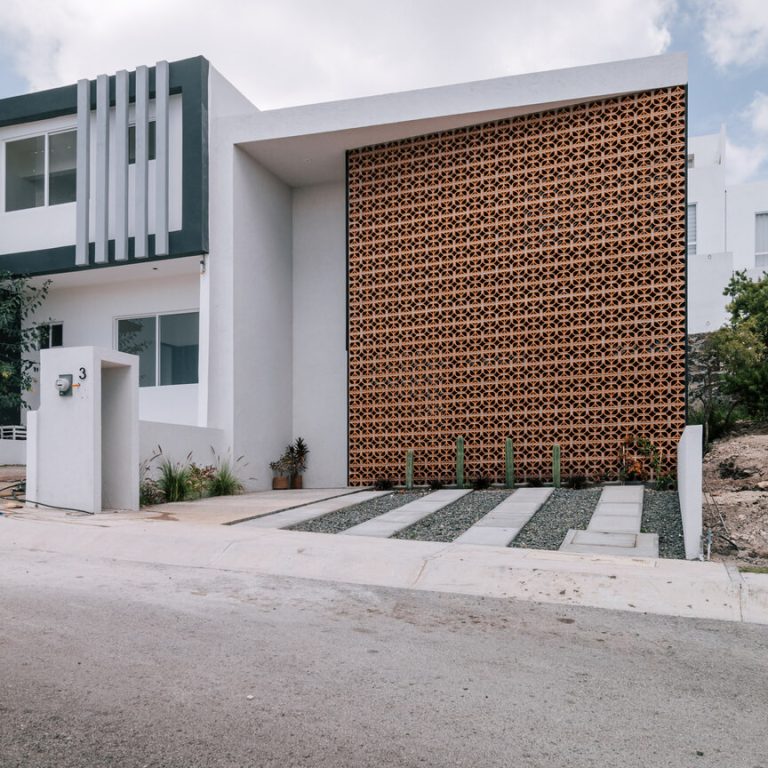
[0,271,50,420]
[708,271,768,422]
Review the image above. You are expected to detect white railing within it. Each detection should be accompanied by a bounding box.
[0,425,26,441]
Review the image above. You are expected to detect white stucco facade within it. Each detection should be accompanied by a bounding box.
[687,129,768,333]
[3,52,700,491]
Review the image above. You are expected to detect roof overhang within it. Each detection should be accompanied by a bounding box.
[233,52,687,187]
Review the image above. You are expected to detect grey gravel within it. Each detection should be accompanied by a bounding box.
[642,489,685,559]
[290,490,428,533]
[394,490,515,542]
[511,488,601,551]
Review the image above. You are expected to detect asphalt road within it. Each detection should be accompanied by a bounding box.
[1,548,767,768]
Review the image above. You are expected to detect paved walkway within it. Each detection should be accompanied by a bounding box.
[560,485,658,557]
[241,491,389,529]
[453,487,553,546]
[341,489,472,538]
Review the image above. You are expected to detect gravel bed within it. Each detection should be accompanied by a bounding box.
[290,490,428,534]
[511,488,601,551]
[641,489,685,559]
[393,490,515,542]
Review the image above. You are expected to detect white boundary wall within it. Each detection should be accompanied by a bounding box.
[140,421,227,471]
[677,425,703,560]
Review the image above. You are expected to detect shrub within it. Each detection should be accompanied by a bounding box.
[188,463,216,499]
[158,456,193,503]
[472,476,491,490]
[374,478,393,491]
[567,474,588,490]
[428,479,445,490]
[525,476,543,487]
[209,457,245,496]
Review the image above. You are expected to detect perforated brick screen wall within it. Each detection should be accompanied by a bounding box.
[347,86,687,485]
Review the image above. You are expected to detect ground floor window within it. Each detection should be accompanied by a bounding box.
[116,311,199,387]
[37,322,63,350]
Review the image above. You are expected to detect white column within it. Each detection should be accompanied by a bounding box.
[75,79,91,266]
[155,60,170,256]
[134,66,150,259]
[114,70,129,261]
[95,74,110,264]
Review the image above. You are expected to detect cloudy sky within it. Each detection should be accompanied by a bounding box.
[0,0,766,182]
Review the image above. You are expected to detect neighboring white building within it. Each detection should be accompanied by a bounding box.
[1,54,690,487]
[686,127,768,333]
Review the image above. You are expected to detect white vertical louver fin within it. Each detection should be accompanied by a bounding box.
[94,74,110,264]
[155,60,170,256]
[134,66,150,259]
[114,70,129,261]
[75,79,90,266]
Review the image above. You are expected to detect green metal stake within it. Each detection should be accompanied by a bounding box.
[456,436,465,489]
[405,449,414,490]
[505,437,515,489]
[552,444,561,489]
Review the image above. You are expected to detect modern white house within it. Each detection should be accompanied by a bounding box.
[1,53,690,489]
[686,127,768,333]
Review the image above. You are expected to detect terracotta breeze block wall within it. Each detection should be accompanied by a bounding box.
[347,86,687,486]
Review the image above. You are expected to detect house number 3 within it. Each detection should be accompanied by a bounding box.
[79,368,87,380]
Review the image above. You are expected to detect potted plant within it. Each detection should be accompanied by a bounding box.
[269,454,290,490]
[287,437,309,489]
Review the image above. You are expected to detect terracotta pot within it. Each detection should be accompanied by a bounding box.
[291,475,303,489]
[272,476,289,490]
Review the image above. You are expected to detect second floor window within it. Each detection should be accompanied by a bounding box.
[687,203,697,256]
[5,130,76,212]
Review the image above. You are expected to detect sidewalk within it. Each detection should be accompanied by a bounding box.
[2,509,766,625]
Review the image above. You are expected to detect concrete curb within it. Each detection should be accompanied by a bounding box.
[3,515,767,625]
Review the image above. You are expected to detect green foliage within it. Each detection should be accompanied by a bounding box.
[139,445,244,506]
[505,437,514,489]
[271,437,310,479]
[455,435,465,488]
[428,478,445,490]
[158,455,193,503]
[472,475,491,490]
[699,271,768,424]
[552,444,561,488]
[374,478,393,491]
[405,449,414,490]
[619,436,675,491]
[0,271,51,416]
[208,457,244,496]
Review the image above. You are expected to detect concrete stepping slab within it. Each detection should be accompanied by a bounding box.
[452,487,553,547]
[243,491,389,529]
[587,514,641,534]
[599,485,644,503]
[560,529,659,558]
[453,526,521,546]
[341,489,472,538]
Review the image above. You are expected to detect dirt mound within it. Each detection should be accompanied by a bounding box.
[702,425,768,565]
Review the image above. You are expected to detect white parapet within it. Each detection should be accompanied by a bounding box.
[677,425,704,560]
[26,346,139,513]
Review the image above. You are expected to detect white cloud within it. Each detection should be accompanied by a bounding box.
[702,0,768,68]
[748,91,768,134]
[0,0,675,108]
[725,138,768,183]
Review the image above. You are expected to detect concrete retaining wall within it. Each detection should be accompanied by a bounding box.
[677,424,703,560]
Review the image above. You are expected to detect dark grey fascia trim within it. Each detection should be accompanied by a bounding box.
[0,56,210,276]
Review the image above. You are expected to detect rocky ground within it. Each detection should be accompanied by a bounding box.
[701,424,768,567]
